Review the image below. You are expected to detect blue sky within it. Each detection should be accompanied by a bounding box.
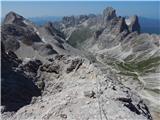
[1,1,160,19]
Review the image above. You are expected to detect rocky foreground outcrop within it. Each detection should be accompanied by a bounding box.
[1,48,152,119]
[1,42,41,113]
[1,41,153,120]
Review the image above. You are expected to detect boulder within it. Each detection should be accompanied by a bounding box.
[40,63,60,74]
[66,59,83,73]
[84,90,96,98]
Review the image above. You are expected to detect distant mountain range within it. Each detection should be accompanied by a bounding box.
[28,16,62,26]
[1,15,159,34]
[28,16,160,34]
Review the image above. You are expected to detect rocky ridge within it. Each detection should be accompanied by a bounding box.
[1,48,152,120]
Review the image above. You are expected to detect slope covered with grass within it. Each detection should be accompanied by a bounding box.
[68,27,93,48]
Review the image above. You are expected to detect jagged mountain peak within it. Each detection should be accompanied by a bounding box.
[42,21,66,40]
[103,7,117,23]
[59,7,140,34]
[3,11,24,25]
[44,21,61,35]
[44,21,57,35]
[125,15,140,33]
[44,21,54,27]
[5,11,23,19]
[113,16,129,33]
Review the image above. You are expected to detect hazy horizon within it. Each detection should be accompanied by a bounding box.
[2,1,160,20]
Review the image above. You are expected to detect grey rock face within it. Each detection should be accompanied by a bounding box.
[62,16,76,27]
[110,17,129,33]
[84,90,96,98]
[40,63,60,74]
[117,97,151,119]
[2,38,20,51]
[2,17,42,52]
[33,43,57,56]
[65,58,83,73]
[103,7,117,24]
[127,15,141,33]
[78,15,89,23]
[1,11,70,58]
[3,11,25,25]
[20,59,42,78]
[1,42,41,112]
[94,28,104,39]
[62,15,89,28]
[44,22,65,39]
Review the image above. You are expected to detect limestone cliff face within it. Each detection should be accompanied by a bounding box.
[1,42,41,112]
[3,11,25,25]
[127,15,141,33]
[103,7,117,24]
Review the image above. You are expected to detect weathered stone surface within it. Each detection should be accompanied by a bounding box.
[3,55,152,120]
[40,63,60,74]
[19,59,42,78]
[33,43,57,56]
[3,11,25,25]
[84,90,96,98]
[103,7,116,24]
[44,22,65,39]
[66,59,83,73]
[2,19,42,52]
[1,42,41,112]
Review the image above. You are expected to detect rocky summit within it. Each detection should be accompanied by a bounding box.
[1,7,160,120]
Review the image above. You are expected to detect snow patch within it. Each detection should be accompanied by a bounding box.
[23,20,29,25]
[23,57,31,65]
[125,19,131,26]
[42,37,47,43]
[36,31,40,35]
[119,48,133,59]
[32,26,40,35]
